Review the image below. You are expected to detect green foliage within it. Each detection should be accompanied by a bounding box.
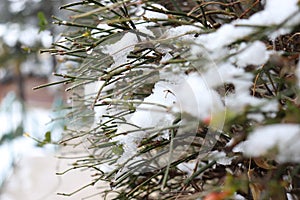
[37,131,52,147]
[37,11,49,32]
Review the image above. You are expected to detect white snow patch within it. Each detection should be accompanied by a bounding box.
[226,92,262,113]
[143,4,168,20]
[165,25,202,42]
[208,151,234,165]
[196,24,252,51]
[260,100,278,112]
[160,52,173,64]
[131,81,176,129]
[2,23,20,47]
[84,81,104,105]
[234,124,300,163]
[111,82,176,167]
[172,73,224,120]
[91,23,116,38]
[203,63,245,88]
[237,0,300,39]
[177,162,197,176]
[234,41,269,67]
[247,113,265,122]
[9,0,26,13]
[102,32,139,69]
[243,0,300,26]
[233,193,246,200]
[134,23,155,37]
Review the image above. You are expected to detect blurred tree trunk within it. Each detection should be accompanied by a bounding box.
[14,60,25,102]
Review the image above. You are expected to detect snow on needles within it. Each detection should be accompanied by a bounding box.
[141,4,168,20]
[111,75,225,170]
[89,0,300,173]
[191,0,299,114]
[196,0,300,52]
[130,81,176,130]
[112,82,177,167]
[102,32,139,69]
[234,124,300,163]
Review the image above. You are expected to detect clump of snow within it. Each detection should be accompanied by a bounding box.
[102,32,139,69]
[112,124,140,163]
[221,68,265,113]
[165,25,200,38]
[260,100,278,113]
[84,81,104,105]
[164,25,202,43]
[243,0,300,30]
[238,0,300,40]
[112,81,176,150]
[190,0,298,117]
[203,63,245,88]
[172,73,224,121]
[111,75,225,170]
[196,24,252,52]
[234,41,269,68]
[141,4,168,20]
[9,0,26,13]
[1,23,20,47]
[233,194,246,200]
[247,113,265,122]
[130,81,176,129]
[134,24,155,37]
[160,52,173,64]
[92,23,113,36]
[19,26,39,47]
[108,81,177,170]
[177,161,197,176]
[39,30,53,48]
[91,21,120,38]
[234,124,300,163]
[133,3,169,35]
[208,151,234,166]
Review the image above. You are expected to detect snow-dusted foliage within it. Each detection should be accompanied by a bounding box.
[46,0,300,199]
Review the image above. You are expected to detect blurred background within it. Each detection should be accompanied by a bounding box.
[0,0,86,199]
